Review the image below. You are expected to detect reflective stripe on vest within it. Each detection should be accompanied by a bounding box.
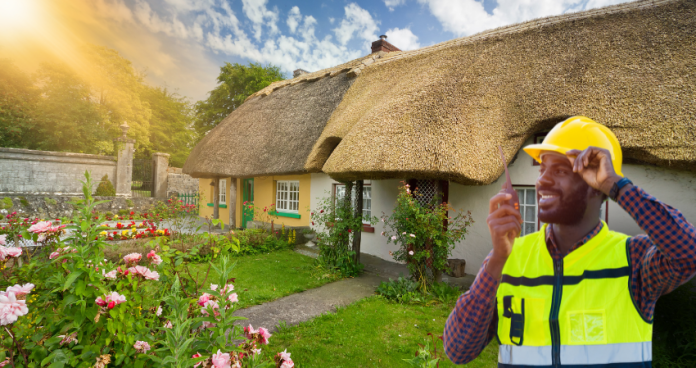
[496,222,652,367]
[499,342,652,366]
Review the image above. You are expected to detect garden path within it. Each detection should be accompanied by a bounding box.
[233,250,475,333]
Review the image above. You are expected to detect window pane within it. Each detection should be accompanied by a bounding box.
[516,189,523,203]
[525,189,536,205]
[524,223,535,236]
[525,206,536,223]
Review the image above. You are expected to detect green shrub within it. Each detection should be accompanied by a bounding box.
[653,285,696,367]
[377,277,421,303]
[428,282,462,305]
[18,196,29,207]
[126,199,134,207]
[0,197,12,209]
[44,197,57,206]
[94,174,116,196]
[105,211,114,217]
[118,209,129,216]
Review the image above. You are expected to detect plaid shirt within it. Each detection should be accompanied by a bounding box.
[443,186,696,364]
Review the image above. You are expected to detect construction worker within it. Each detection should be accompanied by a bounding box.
[443,116,696,367]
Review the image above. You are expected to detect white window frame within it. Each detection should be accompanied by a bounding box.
[514,186,538,236]
[219,179,226,204]
[334,184,372,224]
[276,180,300,213]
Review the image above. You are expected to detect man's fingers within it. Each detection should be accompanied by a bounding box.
[488,205,522,223]
[490,218,522,238]
[489,192,512,213]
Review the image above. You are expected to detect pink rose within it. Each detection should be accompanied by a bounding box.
[227,293,238,303]
[5,284,34,299]
[123,253,142,265]
[197,293,211,307]
[143,269,160,281]
[259,327,271,344]
[49,251,60,260]
[211,350,231,368]
[146,250,162,265]
[0,292,28,326]
[104,270,117,280]
[409,234,416,238]
[134,340,150,353]
[391,236,397,241]
[27,221,52,233]
[95,296,107,307]
[0,234,6,246]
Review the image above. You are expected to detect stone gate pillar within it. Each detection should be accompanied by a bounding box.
[152,153,170,198]
[114,122,135,197]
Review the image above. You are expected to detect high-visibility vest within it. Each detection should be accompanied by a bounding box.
[496,222,652,367]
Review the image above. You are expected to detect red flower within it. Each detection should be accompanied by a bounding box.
[348,229,352,233]
[312,222,315,225]
[320,210,324,213]
[130,211,134,215]
[108,301,115,309]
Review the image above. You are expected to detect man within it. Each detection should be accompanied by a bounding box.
[443,116,696,367]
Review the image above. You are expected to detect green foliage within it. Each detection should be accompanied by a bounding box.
[404,334,443,368]
[0,58,40,148]
[194,62,285,136]
[653,285,696,367]
[377,277,421,303]
[118,209,129,216]
[18,196,29,207]
[126,199,134,207]
[0,197,12,210]
[94,174,116,196]
[382,182,474,291]
[429,282,462,305]
[311,186,372,277]
[44,197,57,206]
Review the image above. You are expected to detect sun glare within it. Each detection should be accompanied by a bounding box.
[0,0,40,31]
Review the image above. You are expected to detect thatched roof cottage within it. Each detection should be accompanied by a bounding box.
[184,0,696,274]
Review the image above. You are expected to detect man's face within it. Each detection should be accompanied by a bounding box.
[536,152,591,225]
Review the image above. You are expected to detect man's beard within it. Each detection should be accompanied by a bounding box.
[538,186,589,225]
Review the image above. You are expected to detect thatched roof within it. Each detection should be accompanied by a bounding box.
[305,0,696,185]
[182,58,367,178]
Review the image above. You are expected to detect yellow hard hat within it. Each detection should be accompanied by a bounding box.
[523,116,623,177]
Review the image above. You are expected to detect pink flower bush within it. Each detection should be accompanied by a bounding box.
[0,292,28,326]
[192,352,203,367]
[27,221,52,233]
[134,340,151,353]
[277,349,294,368]
[146,250,162,265]
[123,253,142,265]
[164,320,173,329]
[227,293,238,303]
[103,270,117,280]
[128,265,160,281]
[95,292,126,308]
[211,350,231,368]
[201,300,220,317]
[0,246,22,261]
[198,293,211,307]
[5,283,34,299]
[244,325,272,345]
[0,234,6,245]
[0,357,9,367]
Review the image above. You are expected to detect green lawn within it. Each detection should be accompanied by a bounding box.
[266,296,498,368]
[187,250,340,309]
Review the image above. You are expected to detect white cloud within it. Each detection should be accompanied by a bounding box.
[333,3,380,46]
[384,0,407,11]
[329,17,335,24]
[92,0,134,23]
[241,0,279,41]
[385,27,420,50]
[419,0,638,37]
[287,6,301,33]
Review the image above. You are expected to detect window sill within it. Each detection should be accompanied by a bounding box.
[271,211,301,219]
[206,203,227,208]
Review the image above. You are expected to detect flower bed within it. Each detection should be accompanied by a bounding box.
[0,173,295,368]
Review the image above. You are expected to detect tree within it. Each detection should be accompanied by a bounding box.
[141,86,196,167]
[0,59,40,148]
[194,62,285,136]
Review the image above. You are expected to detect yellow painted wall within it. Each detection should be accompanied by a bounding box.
[198,175,311,228]
[252,174,311,227]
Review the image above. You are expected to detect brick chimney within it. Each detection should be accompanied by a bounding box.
[371,35,401,54]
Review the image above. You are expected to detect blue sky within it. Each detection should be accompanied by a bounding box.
[71,0,637,100]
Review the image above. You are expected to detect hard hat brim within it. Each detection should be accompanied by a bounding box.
[523,143,570,164]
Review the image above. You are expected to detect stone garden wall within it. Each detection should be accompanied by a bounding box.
[166,172,200,197]
[0,195,165,219]
[0,148,119,196]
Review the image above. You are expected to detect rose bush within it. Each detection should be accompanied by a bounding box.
[0,173,292,368]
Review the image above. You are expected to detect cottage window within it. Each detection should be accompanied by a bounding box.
[276,181,299,213]
[219,179,226,205]
[514,186,537,236]
[334,184,372,224]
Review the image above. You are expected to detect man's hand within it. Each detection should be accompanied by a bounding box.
[485,191,522,279]
[566,147,622,195]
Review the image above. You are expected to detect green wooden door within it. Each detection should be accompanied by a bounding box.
[242,178,254,228]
